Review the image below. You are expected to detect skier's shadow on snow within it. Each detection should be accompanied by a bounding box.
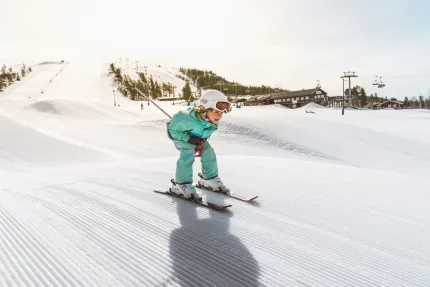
[168,194,261,287]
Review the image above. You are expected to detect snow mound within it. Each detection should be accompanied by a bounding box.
[302,102,326,109]
[0,116,110,166]
[226,104,430,177]
[218,121,337,162]
[272,104,290,109]
[28,101,61,115]
[25,99,141,121]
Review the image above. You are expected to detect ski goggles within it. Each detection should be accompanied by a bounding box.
[215,101,232,113]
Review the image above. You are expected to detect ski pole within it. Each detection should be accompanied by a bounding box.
[132,84,172,119]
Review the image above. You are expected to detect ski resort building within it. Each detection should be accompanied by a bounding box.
[364,100,404,110]
[270,88,328,108]
[243,88,328,108]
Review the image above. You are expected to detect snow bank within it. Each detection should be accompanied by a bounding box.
[0,116,110,166]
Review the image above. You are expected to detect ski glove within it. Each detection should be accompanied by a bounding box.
[188,135,202,146]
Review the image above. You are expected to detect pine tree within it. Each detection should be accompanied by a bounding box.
[113,68,123,85]
[182,81,192,101]
[130,81,138,101]
[154,81,162,98]
[136,80,147,100]
[21,65,26,77]
[6,73,13,83]
[149,76,156,99]
[122,76,138,100]
[108,63,116,74]
[403,97,409,107]
[351,86,360,106]
[138,72,147,83]
[359,87,367,107]
[141,81,149,97]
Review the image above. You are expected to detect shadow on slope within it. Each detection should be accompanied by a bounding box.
[169,198,260,287]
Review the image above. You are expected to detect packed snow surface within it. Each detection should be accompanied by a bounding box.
[1,61,430,286]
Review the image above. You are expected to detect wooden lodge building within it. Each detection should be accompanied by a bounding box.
[244,88,328,108]
[364,100,404,110]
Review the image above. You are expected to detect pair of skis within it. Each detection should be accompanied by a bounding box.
[154,176,258,211]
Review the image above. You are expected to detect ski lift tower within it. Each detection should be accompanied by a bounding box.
[341,71,358,109]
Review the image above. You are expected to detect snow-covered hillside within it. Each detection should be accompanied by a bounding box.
[117,61,198,97]
[1,61,430,287]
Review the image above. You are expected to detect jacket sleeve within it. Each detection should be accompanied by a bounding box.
[168,112,192,142]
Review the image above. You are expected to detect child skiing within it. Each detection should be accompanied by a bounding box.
[167,89,232,200]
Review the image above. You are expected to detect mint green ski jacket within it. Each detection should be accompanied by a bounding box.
[167,108,218,142]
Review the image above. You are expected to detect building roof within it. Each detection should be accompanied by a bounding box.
[227,95,251,103]
[245,94,272,102]
[270,88,327,100]
[377,100,404,106]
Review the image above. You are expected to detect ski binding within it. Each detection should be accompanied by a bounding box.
[154,179,232,211]
[195,173,258,202]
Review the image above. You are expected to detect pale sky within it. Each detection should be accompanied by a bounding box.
[1,0,429,99]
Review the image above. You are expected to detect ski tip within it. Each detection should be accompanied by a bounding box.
[153,189,168,193]
[230,195,258,202]
[209,203,232,211]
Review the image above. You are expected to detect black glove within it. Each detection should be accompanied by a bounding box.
[188,135,202,146]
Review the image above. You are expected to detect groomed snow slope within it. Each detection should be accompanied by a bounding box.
[1,61,430,287]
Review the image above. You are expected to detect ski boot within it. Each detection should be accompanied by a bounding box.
[197,173,230,195]
[170,180,202,201]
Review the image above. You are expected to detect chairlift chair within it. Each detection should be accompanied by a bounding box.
[378,77,386,88]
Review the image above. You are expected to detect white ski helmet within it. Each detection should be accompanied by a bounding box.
[199,89,232,113]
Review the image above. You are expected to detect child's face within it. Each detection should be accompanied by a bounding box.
[206,109,223,124]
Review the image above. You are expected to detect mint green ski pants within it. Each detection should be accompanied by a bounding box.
[172,139,218,184]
